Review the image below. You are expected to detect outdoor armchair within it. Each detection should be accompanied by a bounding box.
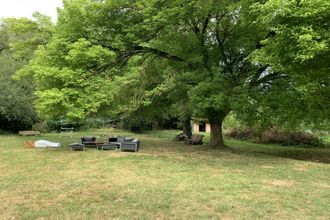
[81,136,96,147]
[120,139,140,152]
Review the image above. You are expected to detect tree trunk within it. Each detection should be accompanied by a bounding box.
[182,116,192,139]
[209,120,226,147]
[208,110,230,148]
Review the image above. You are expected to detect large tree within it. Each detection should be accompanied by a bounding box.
[24,0,326,146]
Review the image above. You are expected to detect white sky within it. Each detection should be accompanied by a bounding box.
[0,0,63,22]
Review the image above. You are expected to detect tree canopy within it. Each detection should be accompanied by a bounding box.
[16,0,330,145]
[251,0,330,126]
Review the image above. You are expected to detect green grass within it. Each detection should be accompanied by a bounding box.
[0,129,329,219]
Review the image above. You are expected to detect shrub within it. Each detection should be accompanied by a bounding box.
[81,118,105,129]
[225,128,256,140]
[121,117,152,132]
[226,127,323,147]
[32,122,48,133]
[257,129,323,147]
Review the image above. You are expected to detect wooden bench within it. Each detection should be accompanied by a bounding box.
[18,131,40,136]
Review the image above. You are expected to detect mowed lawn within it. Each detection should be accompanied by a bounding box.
[0,129,329,219]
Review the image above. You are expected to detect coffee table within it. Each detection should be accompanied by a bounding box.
[97,143,118,151]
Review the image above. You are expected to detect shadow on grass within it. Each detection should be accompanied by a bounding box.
[141,136,330,164]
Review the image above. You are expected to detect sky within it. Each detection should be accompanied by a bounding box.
[0,0,63,22]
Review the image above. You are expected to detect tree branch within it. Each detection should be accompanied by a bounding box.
[117,45,195,68]
[249,67,288,88]
[189,13,212,73]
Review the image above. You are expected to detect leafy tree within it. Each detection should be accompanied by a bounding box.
[0,53,36,131]
[25,0,327,147]
[0,14,53,132]
[4,12,53,61]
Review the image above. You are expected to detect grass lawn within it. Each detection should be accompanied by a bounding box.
[0,128,329,219]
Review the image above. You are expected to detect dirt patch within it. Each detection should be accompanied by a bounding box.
[314,182,330,189]
[266,179,295,187]
[293,162,320,172]
[261,165,274,169]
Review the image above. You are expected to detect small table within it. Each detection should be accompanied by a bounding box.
[97,143,118,151]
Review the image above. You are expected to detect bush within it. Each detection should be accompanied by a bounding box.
[225,128,256,140]
[226,127,323,147]
[32,122,48,133]
[81,118,105,129]
[257,129,323,147]
[121,117,152,132]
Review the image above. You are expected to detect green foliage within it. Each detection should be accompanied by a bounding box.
[0,14,54,132]
[251,0,330,126]
[0,22,32,131]
[232,79,307,129]
[21,36,116,121]
[0,52,37,131]
[189,76,230,119]
[3,13,53,60]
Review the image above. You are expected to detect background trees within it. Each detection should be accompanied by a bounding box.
[0,14,53,132]
[0,49,36,131]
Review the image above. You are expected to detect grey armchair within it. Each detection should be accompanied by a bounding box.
[120,140,140,152]
[81,136,96,147]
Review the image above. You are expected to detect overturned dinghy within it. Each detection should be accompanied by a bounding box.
[34,140,61,148]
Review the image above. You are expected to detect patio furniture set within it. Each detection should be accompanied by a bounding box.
[69,136,140,152]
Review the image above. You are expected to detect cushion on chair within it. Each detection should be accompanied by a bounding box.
[109,137,117,142]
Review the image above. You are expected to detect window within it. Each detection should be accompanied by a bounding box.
[199,122,206,132]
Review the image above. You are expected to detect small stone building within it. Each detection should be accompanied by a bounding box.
[192,118,211,133]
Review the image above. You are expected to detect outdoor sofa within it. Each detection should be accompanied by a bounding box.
[120,140,140,152]
[109,137,140,152]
